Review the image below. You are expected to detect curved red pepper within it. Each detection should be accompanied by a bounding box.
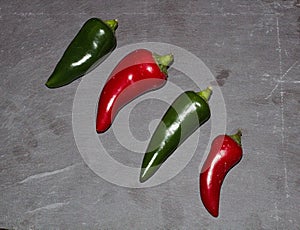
[96,49,173,133]
[200,130,243,217]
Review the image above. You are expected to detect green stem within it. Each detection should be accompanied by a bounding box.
[153,53,174,75]
[197,86,212,101]
[229,129,242,146]
[104,19,118,32]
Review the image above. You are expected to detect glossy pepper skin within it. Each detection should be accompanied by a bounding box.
[200,130,243,217]
[140,87,212,183]
[96,49,173,133]
[45,18,118,88]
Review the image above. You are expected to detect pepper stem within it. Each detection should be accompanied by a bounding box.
[153,53,174,75]
[197,86,212,101]
[229,129,242,146]
[104,19,118,32]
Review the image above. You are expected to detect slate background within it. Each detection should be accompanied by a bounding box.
[0,0,299,229]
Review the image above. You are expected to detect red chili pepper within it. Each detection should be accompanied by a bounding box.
[96,49,173,133]
[199,130,243,217]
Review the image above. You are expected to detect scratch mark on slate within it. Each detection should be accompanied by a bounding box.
[17,163,81,184]
[26,202,69,214]
[276,17,290,200]
[281,61,299,80]
[265,61,298,99]
[283,164,290,198]
[276,80,300,84]
[277,17,283,76]
[265,17,292,200]
[274,202,280,225]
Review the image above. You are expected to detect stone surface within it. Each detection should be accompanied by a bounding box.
[0,0,299,229]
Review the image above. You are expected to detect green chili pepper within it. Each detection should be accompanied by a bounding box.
[45,18,118,88]
[140,87,212,183]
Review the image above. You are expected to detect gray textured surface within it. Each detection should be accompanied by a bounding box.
[0,0,299,229]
